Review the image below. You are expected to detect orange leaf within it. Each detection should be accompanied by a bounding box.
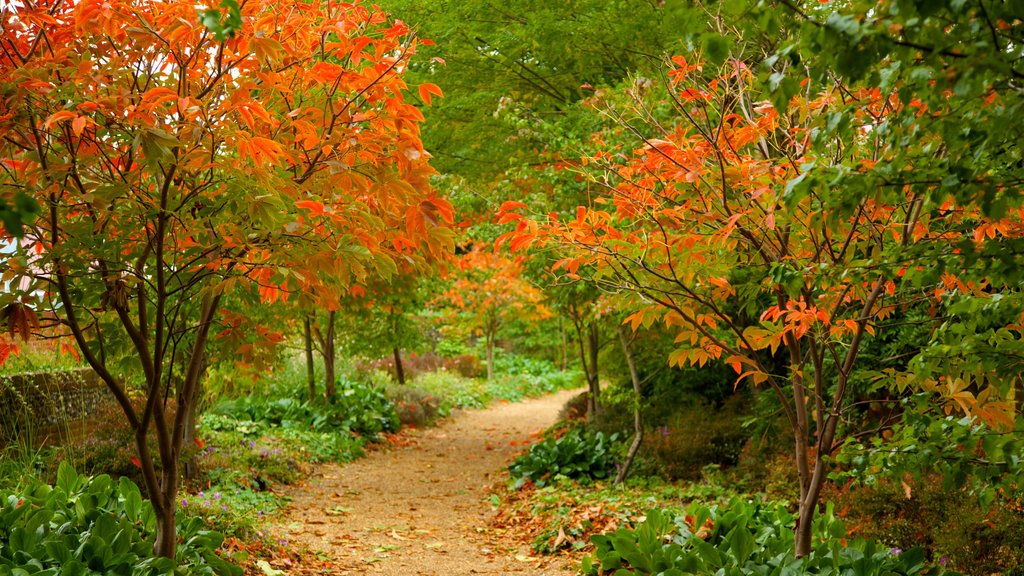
[72,116,88,137]
[418,82,443,106]
[296,200,327,217]
[130,456,141,468]
[43,110,76,128]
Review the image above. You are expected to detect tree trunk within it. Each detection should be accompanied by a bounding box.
[323,310,337,401]
[1015,376,1023,417]
[153,494,177,558]
[586,320,600,420]
[304,315,316,402]
[615,326,643,484]
[570,312,599,422]
[560,317,568,371]
[393,346,405,385]
[486,330,495,381]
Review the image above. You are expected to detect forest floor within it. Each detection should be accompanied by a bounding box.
[273,387,582,575]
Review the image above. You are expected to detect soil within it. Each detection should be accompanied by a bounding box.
[274,388,582,575]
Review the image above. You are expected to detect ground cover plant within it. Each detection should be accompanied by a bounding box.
[0,463,240,575]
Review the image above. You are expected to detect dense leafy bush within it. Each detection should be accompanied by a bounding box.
[0,463,240,575]
[580,499,949,576]
[835,478,1024,575]
[509,428,620,488]
[360,351,484,380]
[206,378,398,438]
[641,398,750,481]
[828,399,1024,574]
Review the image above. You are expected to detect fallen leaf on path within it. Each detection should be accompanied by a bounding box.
[325,506,353,515]
[256,560,287,575]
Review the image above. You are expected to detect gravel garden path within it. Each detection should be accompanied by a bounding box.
[274,388,581,575]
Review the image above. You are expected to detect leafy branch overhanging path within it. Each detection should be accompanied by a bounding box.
[275,388,581,575]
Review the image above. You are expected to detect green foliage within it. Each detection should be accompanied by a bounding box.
[406,371,490,413]
[410,366,581,416]
[508,428,620,489]
[0,463,240,575]
[837,478,1024,576]
[580,500,949,576]
[625,398,750,482]
[834,396,1024,506]
[207,378,399,438]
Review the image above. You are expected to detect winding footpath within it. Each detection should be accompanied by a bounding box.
[274,388,581,575]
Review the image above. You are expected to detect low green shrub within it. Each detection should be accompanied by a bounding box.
[206,378,398,438]
[509,427,620,488]
[580,499,949,576]
[0,463,240,575]
[410,371,491,413]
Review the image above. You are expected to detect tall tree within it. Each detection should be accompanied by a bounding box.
[499,52,1022,555]
[0,0,451,558]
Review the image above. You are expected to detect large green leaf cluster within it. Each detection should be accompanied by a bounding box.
[508,427,620,488]
[207,379,399,438]
[581,500,951,576]
[0,463,239,576]
[835,395,1024,508]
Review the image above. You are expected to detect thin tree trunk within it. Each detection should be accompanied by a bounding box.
[560,317,568,371]
[570,312,598,422]
[324,310,337,401]
[615,326,643,484]
[587,320,600,420]
[304,315,316,402]
[393,347,405,385]
[1015,376,1023,417]
[486,330,495,381]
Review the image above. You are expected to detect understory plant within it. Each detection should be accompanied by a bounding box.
[580,499,950,576]
[509,427,620,488]
[0,463,240,575]
[206,378,398,439]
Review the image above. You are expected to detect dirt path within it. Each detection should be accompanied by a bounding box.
[275,388,581,575]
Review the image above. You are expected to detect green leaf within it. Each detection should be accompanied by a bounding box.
[726,524,754,563]
[56,461,80,494]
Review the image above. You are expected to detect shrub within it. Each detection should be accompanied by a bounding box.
[385,385,442,427]
[559,391,590,421]
[580,499,949,576]
[641,398,749,481]
[411,371,491,413]
[835,478,1024,575]
[207,378,398,438]
[0,463,240,575]
[508,427,620,488]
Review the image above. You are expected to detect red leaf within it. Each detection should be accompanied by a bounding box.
[130,457,141,468]
[194,438,206,449]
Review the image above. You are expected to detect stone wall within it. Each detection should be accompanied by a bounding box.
[0,368,114,445]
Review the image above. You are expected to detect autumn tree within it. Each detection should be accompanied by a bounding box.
[436,246,549,380]
[0,0,451,559]
[499,52,1022,555]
